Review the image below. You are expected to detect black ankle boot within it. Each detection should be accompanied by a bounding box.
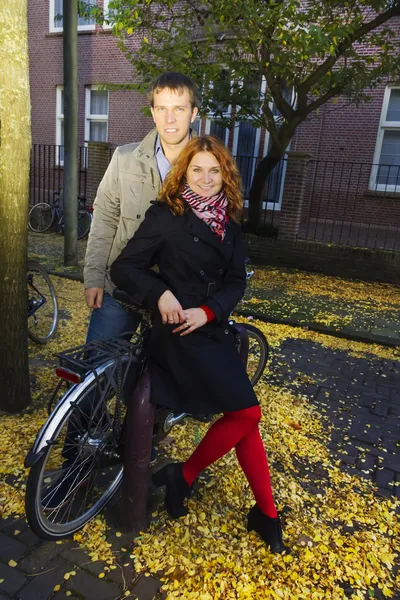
[152,462,192,518]
[247,504,289,554]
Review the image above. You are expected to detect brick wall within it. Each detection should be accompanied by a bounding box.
[245,235,400,284]
[28,0,154,148]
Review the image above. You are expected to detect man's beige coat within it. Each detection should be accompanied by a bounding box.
[84,128,162,294]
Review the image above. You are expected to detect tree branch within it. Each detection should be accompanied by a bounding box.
[298,2,400,95]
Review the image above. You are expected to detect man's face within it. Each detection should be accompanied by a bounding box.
[151,87,198,146]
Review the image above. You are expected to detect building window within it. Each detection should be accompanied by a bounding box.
[371,86,400,191]
[56,86,64,165]
[49,0,96,33]
[85,86,109,144]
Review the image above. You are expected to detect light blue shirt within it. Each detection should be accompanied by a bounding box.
[155,136,171,182]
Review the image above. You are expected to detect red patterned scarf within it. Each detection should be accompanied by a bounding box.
[181,183,228,241]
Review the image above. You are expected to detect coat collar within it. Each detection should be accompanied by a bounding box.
[183,209,235,261]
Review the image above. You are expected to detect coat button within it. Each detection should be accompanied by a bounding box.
[226,240,231,245]
[194,236,199,242]
[218,269,223,274]
[224,329,229,334]
[200,270,205,275]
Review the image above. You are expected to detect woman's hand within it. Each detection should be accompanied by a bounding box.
[157,290,186,324]
[173,308,208,336]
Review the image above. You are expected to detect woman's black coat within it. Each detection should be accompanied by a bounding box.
[110,202,258,414]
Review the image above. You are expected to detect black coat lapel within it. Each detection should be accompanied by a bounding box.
[183,210,234,262]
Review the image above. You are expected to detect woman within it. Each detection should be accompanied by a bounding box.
[110,136,287,554]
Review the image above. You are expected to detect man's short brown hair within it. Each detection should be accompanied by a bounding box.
[148,72,200,110]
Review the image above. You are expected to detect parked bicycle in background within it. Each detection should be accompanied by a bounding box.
[28,187,92,240]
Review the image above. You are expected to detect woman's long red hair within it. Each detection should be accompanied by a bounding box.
[159,135,243,220]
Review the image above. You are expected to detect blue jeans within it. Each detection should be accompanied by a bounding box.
[86,292,142,342]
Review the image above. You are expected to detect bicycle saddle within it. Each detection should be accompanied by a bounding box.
[113,288,144,310]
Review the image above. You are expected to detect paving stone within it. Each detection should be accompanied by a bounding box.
[337,453,357,466]
[357,453,377,472]
[131,573,162,600]
[375,468,395,489]
[61,546,103,574]
[106,560,136,588]
[373,401,389,417]
[0,533,28,563]
[382,438,399,453]
[0,562,27,596]
[383,461,400,474]
[18,541,68,574]
[66,568,121,599]
[359,395,374,408]
[349,427,382,446]
[16,558,71,600]
[1,519,28,537]
[16,527,42,548]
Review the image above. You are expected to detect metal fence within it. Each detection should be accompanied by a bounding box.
[299,160,400,252]
[30,145,88,206]
[29,144,400,252]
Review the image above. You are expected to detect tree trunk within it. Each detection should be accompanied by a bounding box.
[247,151,283,232]
[0,0,32,413]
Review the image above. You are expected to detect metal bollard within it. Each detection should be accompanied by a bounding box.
[117,366,154,533]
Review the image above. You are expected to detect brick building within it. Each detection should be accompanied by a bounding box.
[28,1,400,251]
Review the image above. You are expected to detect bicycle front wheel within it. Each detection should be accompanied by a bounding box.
[28,203,55,233]
[77,209,92,239]
[25,357,135,540]
[243,323,269,386]
[27,261,59,344]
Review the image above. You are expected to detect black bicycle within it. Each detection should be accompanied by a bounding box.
[28,188,92,240]
[24,271,268,539]
[27,260,59,345]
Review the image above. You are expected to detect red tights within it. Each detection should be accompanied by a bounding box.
[182,406,278,518]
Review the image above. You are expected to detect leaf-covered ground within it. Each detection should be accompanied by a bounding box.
[242,266,400,340]
[1,275,400,599]
[28,232,400,340]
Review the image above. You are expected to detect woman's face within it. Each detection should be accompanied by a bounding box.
[186,151,223,197]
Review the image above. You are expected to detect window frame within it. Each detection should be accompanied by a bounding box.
[84,85,109,146]
[370,85,400,192]
[55,85,64,166]
[102,0,114,29]
[49,0,97,33]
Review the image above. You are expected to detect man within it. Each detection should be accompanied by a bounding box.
[42,74,200,511]
[84,72,199,340]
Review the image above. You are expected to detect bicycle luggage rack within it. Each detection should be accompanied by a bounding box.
[55,336,144,377]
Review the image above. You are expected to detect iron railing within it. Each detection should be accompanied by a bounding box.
[299,160,400,252]
[30,145,88,206]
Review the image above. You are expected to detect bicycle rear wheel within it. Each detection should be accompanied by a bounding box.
[77,210,92,239]
[25,356,136,540]
[27,261,59,344]
[28,203,55,233]
[243,323,269,386]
